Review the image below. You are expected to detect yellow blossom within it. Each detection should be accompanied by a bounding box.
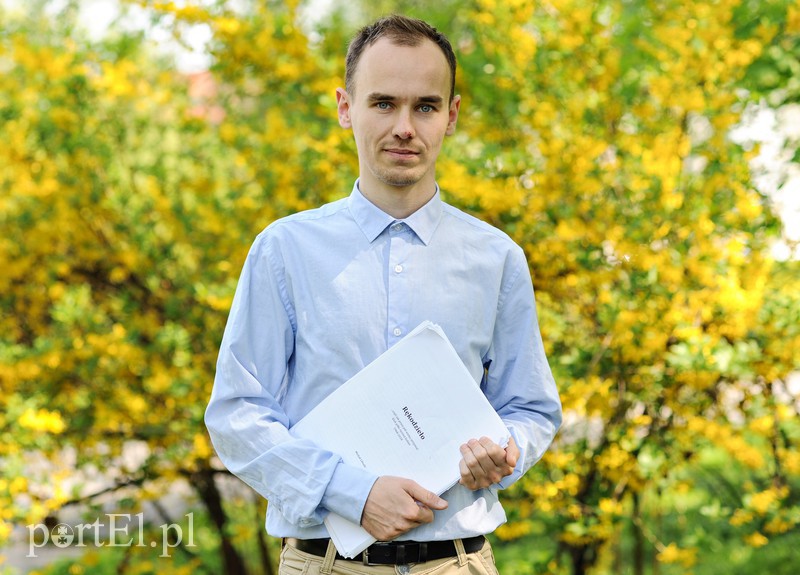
[0,521,11,541]
[598,498,623,516]
[730,509,753,526]
[747,489,780,515]
[9,476,28,495]
[657,543,698,567]
[764,517,794,535]
[18,408,66,434]
[495,521,532,540]
[748,415,773,434]
[744,532,769,548]
[193,433,212,459]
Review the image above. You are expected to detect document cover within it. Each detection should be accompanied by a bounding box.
[290,321,510,558]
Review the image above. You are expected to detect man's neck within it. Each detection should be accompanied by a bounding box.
[358,180,436,219]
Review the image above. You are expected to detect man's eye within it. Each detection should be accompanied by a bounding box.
[376,102,391,110]
[419,105,434,113]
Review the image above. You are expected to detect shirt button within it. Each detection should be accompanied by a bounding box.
[392,223,403,231]
[393,328,402,337]
[394,264,403,273]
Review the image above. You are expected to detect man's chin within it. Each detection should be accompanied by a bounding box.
[385,178,420,188]
[376,170,423,188]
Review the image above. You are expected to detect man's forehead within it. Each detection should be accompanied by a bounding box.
[355,37,451,96]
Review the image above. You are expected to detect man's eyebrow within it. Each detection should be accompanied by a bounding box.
[366,93,395,102]
[418,95,444,105]
[365,93,445,105]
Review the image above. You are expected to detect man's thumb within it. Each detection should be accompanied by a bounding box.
[409,484,448,510]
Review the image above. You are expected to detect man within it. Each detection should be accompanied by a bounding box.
[205,14,561,575]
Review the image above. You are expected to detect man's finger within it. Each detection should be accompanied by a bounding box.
[460,441,488,476]
[459,457,477,488]
[407,483,448,510]
[478,436,508,467]
[505,436,520,468]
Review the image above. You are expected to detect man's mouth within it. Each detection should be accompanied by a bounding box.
[384,148,419,157]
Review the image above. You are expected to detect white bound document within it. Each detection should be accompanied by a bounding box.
[290,320,510,558]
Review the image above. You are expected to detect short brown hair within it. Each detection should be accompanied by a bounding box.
[345,15,457,102]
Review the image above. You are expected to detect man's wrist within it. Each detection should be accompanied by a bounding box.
[321,463,379,525]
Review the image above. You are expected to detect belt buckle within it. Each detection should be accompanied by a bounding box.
[362,542,408,566]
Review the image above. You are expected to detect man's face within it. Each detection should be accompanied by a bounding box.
[336,37,460,197]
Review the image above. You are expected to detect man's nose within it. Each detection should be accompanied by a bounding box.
[393,110,415,140]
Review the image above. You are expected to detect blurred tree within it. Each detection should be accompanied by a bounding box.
[0,0,341,572]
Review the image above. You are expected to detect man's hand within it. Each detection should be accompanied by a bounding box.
[361,476,448,541]
[459,436,519,490]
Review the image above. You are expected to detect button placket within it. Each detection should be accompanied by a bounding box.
[387,222,411,345]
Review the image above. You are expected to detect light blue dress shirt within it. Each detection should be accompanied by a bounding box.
[205,181,562,541]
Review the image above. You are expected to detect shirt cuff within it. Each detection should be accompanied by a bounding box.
[321,462,379,525]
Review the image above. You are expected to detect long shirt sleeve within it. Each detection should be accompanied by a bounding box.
[205,232,378,531]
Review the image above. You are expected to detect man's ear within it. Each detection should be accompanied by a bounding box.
[336,88,352,129]
[445,94,461,136]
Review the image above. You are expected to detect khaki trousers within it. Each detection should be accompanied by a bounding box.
[279,539,500,575]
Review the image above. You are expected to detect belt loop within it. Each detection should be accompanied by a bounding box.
[320,540,337,574]
[419,542,428,563]
[454,538,468,567]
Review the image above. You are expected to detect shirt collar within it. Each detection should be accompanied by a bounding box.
[348,180,442,245]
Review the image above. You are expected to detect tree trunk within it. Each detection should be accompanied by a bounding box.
[191,468,250,575]
[569,543,597,575]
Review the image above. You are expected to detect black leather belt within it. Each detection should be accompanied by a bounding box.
[287,535,485,565]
